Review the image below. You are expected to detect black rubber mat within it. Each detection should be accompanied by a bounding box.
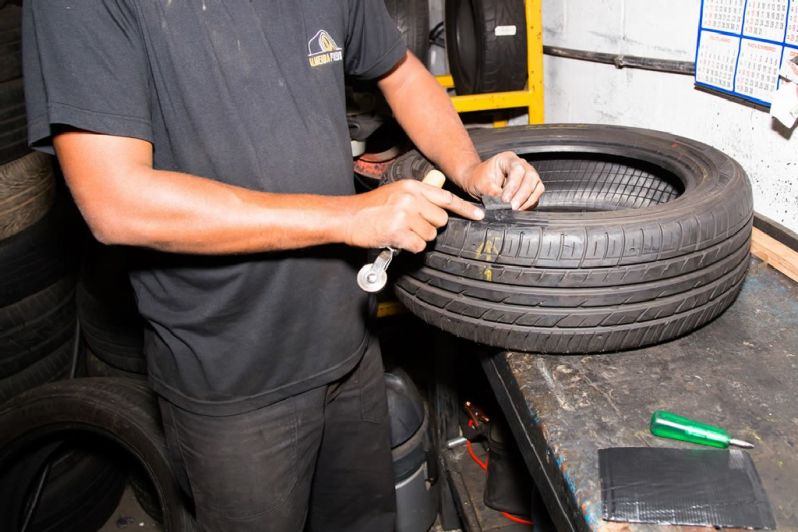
[600,447,775,529]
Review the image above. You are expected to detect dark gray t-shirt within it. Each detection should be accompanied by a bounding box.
[23,0,406,414]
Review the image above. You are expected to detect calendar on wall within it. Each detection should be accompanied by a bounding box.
[696,0,798,106]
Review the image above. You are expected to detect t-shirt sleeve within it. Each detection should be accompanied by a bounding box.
[23,0,152,152]
[344,0,407,80]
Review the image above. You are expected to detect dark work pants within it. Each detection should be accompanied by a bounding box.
[159,337,396,532]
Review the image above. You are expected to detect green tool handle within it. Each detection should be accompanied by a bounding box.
[650,410,731,448]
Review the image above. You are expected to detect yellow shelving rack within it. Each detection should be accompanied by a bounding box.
[435,0,544,124]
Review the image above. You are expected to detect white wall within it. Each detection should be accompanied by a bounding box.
[540,0,797,233]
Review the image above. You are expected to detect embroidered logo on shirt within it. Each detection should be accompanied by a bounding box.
[308,30,343,67]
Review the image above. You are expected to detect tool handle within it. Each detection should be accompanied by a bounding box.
[650,411,731,448]
[422,169,446,188]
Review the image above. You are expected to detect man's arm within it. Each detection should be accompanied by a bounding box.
[377,52,544,211]
[53,129,484,254]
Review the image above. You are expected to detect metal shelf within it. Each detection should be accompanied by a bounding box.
[436,0,544,124]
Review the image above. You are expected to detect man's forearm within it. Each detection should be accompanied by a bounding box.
[54,130,355,254]
[53,129,484,255]
[378,53,482,194]
[79,167,356,254]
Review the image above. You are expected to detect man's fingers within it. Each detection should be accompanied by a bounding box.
[402,233,429,253]
[421,185,485,221]
[507,166,543,210]
[495,153,543,210]
[417,199,450,229]
[499,159,525,201]
[518,180,545,211]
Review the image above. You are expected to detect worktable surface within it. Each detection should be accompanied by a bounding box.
[482,257,798,532]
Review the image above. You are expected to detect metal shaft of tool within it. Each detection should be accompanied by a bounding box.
[365,247,396,283]
[729,438,755,449]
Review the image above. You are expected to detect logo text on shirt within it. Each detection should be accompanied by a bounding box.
[308,30,343,67]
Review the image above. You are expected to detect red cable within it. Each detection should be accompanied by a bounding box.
[465,439,534,526]
[466,439,488,470]
[500,511,534,525]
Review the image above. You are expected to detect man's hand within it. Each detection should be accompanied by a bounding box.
[377,53,545,212]
[344,179,484,253]
[458,151,545,211]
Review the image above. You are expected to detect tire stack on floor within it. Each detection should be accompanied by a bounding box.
[77,240,171,526]
[0,5,82,405]
[0,233,193,530]
[0,378,195,532]
[0,5,146,531]
[79,240,148,382]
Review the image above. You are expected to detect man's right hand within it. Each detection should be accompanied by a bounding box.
[343,179,485,253]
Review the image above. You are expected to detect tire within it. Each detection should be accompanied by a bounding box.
[129,462,164,523]
[445,0,527,95]
[384,0,430,65]
[0,77,29,165]
[0,195,83,308]
[0,274,77,377]
[15,438,128,532]
[85,349,147,381]
[0,151,56,241]
[382,124,753,354]
[0,336,75,403]
[0,6,22,83]
[0,378,195,531]
[77,282,147,374]
[77,241,147,374]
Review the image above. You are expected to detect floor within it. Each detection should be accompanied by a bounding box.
[99,484,458,531]
[99,484,163,531]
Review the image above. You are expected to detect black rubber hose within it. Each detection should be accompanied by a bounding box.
[543,45,695,75]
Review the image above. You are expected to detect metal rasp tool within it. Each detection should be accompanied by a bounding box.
[357,169,447,293]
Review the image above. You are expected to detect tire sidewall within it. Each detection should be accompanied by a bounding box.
[0,379,193,532]
[384,124,752,268]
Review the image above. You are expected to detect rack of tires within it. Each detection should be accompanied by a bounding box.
[0,3,192,530]
[436,0,544,122]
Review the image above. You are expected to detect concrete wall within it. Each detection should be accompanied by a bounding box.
[540,0,797,233]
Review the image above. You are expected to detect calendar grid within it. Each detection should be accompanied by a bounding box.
[696,0,797,106]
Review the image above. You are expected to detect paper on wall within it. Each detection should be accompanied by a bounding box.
[770,53,798,128]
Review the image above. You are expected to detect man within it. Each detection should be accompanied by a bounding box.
[23,1,543,530]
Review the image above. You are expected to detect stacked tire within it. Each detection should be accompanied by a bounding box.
[78,240,148,381]
[445,0,528,94]
[0,4,82,409]
[0,5,135,530]
[0,379,195,532]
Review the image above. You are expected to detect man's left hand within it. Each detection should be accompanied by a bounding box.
[458,151,544,211]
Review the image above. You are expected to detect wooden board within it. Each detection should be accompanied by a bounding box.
[751,226,798,283]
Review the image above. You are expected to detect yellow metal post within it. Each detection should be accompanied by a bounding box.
[435,74,455,88]
[524,0,544,124]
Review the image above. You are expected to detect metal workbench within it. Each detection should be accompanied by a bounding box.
[480,257,798,531]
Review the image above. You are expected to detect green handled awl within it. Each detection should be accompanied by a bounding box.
[650,411,754,449]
